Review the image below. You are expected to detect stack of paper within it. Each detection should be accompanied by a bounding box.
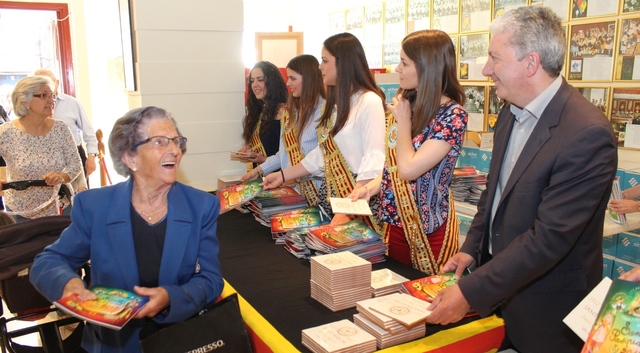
[354,313,425,349]
[302,319,376,353]
[310,251,372,311]
[450,166,487,205]
[371,269,409,297]
[247,186,308,221]
[359,292,431,328]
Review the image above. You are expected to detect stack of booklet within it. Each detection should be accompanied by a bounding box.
[370,269,409,297]
[247,186,308,222]
[301,319,377,353]
[310,251,373,312]
[354,292,430,342]
[303,220,388,263]
[269,206,330,244]
[450,166,487,205]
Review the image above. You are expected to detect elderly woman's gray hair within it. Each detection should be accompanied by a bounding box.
[11,76,54,118]
[108,106,185,177]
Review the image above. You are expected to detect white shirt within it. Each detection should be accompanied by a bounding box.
[301,90,386,181]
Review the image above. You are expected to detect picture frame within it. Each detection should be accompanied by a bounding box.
[407,0,430,33]
[492,0,527,20]
[614,17,640,81]
[611,88,640,148]
[530,0,569,21]
[462,85,487,132]
[383,0,406,68]
[117,0,136,91]
[459,32,489,81]
[364,3,384,69]
[570,0,618,20]
[433,0,459,34]
[486,86,505,131]
[255,32,303,68]
[574,86,610,116]
[567,20,616,82]
[329,11,346,35]
[623,0,640,14]
[346,7,365,43]
[460,0,491,32]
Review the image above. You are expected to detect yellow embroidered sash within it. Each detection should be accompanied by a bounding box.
[250,114,268,157]
[318,114,383,234]
[283,108,318,206]
[384,113,459,274]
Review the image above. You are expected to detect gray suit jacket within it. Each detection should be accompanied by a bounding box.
[458,78,617,352]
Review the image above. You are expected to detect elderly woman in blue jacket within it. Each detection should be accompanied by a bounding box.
[30,106,224,353]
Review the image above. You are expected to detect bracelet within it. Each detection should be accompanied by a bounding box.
[280,170,286,184]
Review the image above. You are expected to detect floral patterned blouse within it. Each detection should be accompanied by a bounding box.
[0,121,82,218]
[379,100,468,233]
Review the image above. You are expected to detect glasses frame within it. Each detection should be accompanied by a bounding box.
[132,135,188,150]
[32,93,57,100]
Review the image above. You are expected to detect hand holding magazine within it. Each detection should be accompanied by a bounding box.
[330,197,373,216]
[54,286,149,330]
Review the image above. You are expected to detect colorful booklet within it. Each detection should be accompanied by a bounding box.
[217,179,264,214]
[400,272,460,302]
[581,278,640,352]
[53,286,149,330]
[269,206,330,234]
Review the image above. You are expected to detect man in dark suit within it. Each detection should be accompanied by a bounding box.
[426,6,618,353]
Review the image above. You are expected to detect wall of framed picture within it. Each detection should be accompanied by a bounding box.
[328,0,640,149]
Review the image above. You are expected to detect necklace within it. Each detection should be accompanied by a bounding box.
[138,207,163,221]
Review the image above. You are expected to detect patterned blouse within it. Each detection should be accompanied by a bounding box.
[379,100,468,233]
[0,121,82,218]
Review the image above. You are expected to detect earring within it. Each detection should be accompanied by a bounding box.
[132,167,137,172]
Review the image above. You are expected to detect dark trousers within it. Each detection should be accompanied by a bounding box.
[77,144,89,188]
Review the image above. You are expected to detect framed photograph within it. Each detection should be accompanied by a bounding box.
[486,86,506,131]
[492,0,527,19]
[433,0,459,34]
[459,33,489,81]
[615,17,640,81]
[384,0,406,68]
[329,11,346,35]
[117,0,136,91]
[575,86,609,116]
[462,85,487,132]
[571,0,618,19]
[460,0,491,32]
[567,21,616,81]
[623,0,640,14]
[256,33,303,68]
[346,7,365,43]
[407,0,430,33]
[530,0,569,21]
[611,88,640,148]
[364,3,384,69]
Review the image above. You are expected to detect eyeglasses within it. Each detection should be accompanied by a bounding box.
[32,93,57,100]
[132,135,187,150]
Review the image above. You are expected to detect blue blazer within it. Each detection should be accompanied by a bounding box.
[30,179,223,353]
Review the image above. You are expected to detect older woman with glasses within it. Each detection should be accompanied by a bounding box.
[0,75,82,220]
[30,106,224,353]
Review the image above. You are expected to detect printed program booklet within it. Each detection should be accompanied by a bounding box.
[217,179,264,214]
[579,278,640,352]
[329,197,373,216]
[608,176,626,225]
[54,286,149,330]
[400,272,460,302]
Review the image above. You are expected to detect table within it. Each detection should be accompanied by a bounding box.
[216,210,504,353]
